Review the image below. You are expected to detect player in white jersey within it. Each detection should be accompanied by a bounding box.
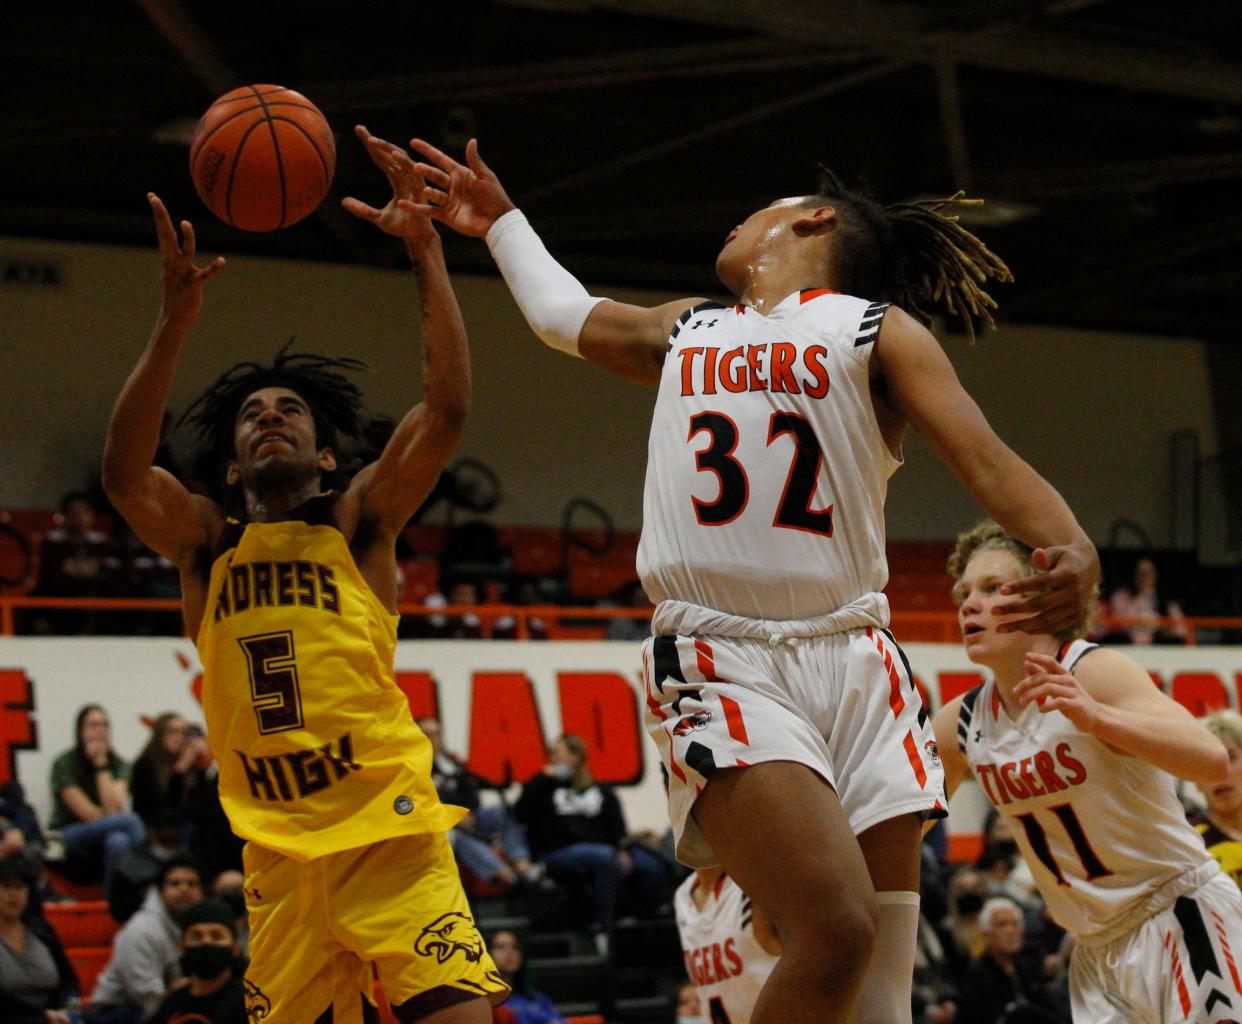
[675,867,780,1024]
[933,521,1241,1023]
[405,139,1099,1024]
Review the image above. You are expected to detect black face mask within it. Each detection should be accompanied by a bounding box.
[180,944,235,980]
[955,892,984,915]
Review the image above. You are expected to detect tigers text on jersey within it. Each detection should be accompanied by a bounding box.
[196,496,462,862]
[637,290,900,622]
[674,872,777,1024]
[957,640,1215,937]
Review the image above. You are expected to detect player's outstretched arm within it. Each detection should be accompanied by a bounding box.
[341,127,470,531]
[1014,648,1229,784]
[876,307,1099,637]
[102,194,224,562]
[403,136,702,386]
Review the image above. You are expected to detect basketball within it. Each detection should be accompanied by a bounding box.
[189,84,335,232]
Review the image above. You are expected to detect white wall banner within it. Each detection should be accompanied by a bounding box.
[2,638,1238,842]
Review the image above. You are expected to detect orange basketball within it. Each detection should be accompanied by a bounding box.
[190,85,335,232]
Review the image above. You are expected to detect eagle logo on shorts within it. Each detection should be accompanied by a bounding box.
[414,911,484,964]
[924,739,942,768]
[673,710,712,736]
[243,979,272,1021]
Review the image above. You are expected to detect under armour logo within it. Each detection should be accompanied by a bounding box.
[974,730,982,742]
[690,318,718,329]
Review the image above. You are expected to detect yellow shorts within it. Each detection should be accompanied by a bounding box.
[242,832,510,1023]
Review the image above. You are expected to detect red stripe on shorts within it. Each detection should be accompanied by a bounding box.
[1214,911,1242,995]
[1167,933,1193,1017]
[720,694,750,746]
[695,639,718,681]
[902,730,928,788]
[871,631,905,716]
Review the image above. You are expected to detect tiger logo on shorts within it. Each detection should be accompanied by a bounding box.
[673,710,712,736]
[414,911,484,964]
[244,979,272,1021]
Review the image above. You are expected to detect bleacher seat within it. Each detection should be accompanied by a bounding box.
[46,900,118,947]
[67,946,111,1003]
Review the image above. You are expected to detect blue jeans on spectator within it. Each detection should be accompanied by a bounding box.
[541,842,667,929]
[61,811,145,888]
[450,805,531,881]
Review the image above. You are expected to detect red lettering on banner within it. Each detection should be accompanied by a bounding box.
[1171,673,1229,717]
[1148,670,1163,690]
[0,670,36,786]
[394,671,440,724]
[466,672,546,785]
[557,673,643,784]
[940,672,984,705]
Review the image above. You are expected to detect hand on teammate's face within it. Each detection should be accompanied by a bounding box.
[996,542,1100,637]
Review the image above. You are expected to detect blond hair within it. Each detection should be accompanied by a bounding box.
[947,520,1093,641]
[1203,709,1242,749]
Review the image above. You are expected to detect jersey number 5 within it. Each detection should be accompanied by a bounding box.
[688,410,833,536]
[238,631,305,734]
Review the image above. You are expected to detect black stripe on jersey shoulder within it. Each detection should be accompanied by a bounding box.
[855,301,891,348]
[957,684,984,752]
[669,300,729,343]
[1065,642,1102,672]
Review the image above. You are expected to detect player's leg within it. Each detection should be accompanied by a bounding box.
[848,813,923,1024]
[694,760,878,1024]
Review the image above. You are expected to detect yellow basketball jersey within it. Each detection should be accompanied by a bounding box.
[196,495,463,861]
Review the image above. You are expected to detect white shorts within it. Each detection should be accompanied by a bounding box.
[641,625,946,867]
[1070,873,1242,1023]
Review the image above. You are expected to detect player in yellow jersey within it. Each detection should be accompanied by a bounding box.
[101,126,509,1024]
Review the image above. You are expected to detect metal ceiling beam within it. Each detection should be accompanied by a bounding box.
[134,0,367,260]
[522,58,911,206]
[576,0,1242,103]
[986,151,1242,198]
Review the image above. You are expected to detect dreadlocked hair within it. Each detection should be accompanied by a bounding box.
[810,167,1014,342]
[178,342,369,505]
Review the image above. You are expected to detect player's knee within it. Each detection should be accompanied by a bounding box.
[785,888,878,973]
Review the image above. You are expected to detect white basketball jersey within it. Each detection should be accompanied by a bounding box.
[675,872,777,1024]
[958,640,1215,937]
[637,290,900,621]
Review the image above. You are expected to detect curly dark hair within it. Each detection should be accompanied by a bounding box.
[178,343,368,503]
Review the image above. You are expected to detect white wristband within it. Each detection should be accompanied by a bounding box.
[485,209,606,357]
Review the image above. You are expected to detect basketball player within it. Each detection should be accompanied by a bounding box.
[101,127,507,1023]
[402,138,1099,1024]
[933,521,1240,1022]
[674,865,779,1024]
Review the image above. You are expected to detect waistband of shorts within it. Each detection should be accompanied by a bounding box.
[1077,859,1222,947]
[651,592,890,643]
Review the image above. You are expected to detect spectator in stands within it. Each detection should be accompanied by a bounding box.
[956,898,1061,1024]
[27,491,120,635]
[515,734,671,941]
[418,718,538,890]
[487,929,567,1024]
[49,705,145,889]
[130,714,203,832]
[146,899,245,1024]
[0,854,79,1024]
[599,580,652,642]
[0,780,46,875]
[417,579,484,639]
[492,576,550,641]
[106,808,189,924]
[182,728,243,889]
[975,813,1040,913]
[1106,557,1188,645]
[937,868,990,986]
[87,855,202,1024]
[1191,709,1242,888]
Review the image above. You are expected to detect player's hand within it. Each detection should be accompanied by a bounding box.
[400,137,516,237]
[996,542,1100,636]
[341,126,437,245]
[1013,651,1103,732]
[149,193,225,327]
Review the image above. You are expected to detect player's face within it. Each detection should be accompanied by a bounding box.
[954,548,1035,665]
[230,386,335,488]
[715,197,809,294]
[1206,741,1242,816]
